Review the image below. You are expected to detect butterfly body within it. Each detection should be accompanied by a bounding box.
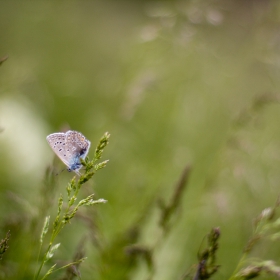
[46,130,91,175]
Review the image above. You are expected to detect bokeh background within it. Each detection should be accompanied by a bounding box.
[1,1,280,279]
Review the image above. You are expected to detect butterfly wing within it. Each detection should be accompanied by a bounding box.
[65,130,91,162]
[46,132,73,168]
[47,131,91,173]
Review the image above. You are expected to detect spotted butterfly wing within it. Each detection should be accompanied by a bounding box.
[64,130,91,171]
[46,130,91,175]
[46,132,70,166]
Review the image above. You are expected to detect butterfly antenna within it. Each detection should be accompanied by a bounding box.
[55,168,66,176]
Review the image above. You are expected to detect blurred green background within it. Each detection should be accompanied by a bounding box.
[1,1,280,279]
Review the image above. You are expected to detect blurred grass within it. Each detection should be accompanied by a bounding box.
[1,0,280,279]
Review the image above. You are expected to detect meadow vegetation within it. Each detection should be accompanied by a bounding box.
[0,1,280,279]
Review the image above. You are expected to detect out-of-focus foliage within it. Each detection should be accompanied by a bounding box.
[1,0,280,279]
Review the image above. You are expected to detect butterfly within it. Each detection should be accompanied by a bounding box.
[46,130,91,175]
